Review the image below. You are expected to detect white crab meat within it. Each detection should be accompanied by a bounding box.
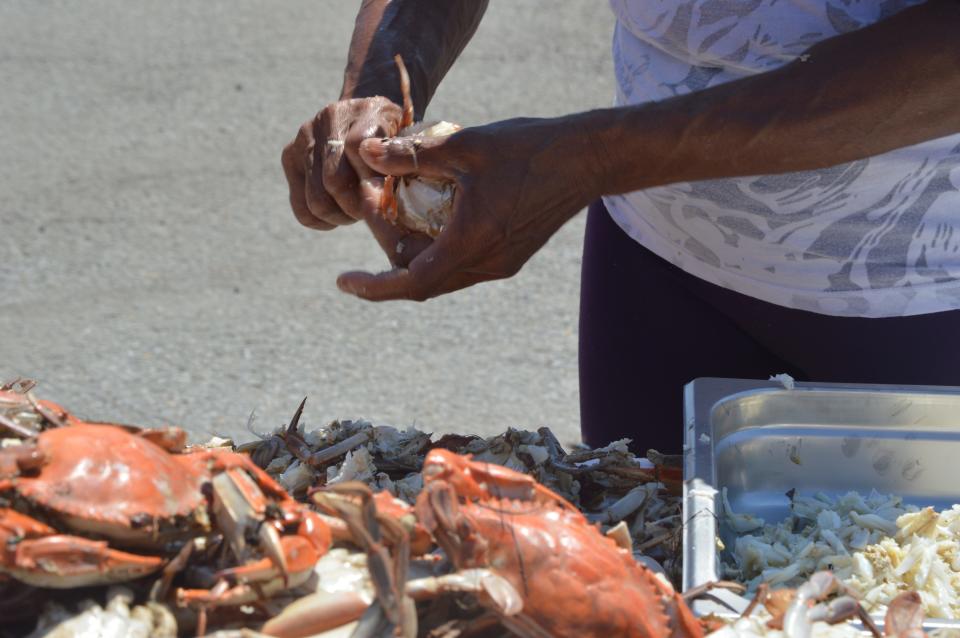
[393,121,461,237]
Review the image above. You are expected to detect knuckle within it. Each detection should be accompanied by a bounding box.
[446,127,483,151]
[323,171,350,197]
[344,126,367,149]
[281,143,299,170]
[305,187,337,216]
[291,205,332,231]
[319,104,337,120]
[299,118,315,140]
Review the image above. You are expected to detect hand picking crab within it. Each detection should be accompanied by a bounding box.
[0,396,331,605]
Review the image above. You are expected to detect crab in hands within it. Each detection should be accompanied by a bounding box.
[0,403,331,605]
[377,54,461,238]
[414,448,705,638]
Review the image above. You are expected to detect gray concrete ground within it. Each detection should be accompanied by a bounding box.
[0,1,615,447]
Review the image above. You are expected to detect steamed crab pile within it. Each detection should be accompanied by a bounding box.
[3,380,950,638]
[241,399,686,585]
[1,383,692,637]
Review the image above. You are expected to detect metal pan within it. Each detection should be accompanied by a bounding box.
[682,377,960,628]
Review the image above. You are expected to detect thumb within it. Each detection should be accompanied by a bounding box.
[337,231,460,302]
[359,134,457,180]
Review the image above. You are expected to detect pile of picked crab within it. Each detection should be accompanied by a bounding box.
[0,380,946,638]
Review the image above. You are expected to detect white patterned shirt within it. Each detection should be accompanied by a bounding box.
[604,0,960,317]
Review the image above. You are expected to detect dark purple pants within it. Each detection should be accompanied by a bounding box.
[578,200,960,454]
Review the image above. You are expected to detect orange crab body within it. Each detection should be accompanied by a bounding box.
[416,449,703,638]
[1,412,330,594]
[3,424,210,546]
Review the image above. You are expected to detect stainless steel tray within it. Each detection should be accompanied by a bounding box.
[682,377,960,627]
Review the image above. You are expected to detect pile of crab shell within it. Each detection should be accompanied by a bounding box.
[0,380,935,638]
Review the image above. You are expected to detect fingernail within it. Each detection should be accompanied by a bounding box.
[360,138,386,158]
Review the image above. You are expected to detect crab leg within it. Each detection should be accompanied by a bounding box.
[214,535,321,587]
[0,413,38,438]
[379,54,415,224]
[176,535,322,608]
[179,499,330,608]
[0,507,132,588]
[0,507,55,537]
[394,54,414,130]
[1,533,164,588]
[312,482,415,636]
[261,590,373,638]
[422,449,585,517]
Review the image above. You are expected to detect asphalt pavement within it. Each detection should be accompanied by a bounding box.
[0,1,615,447]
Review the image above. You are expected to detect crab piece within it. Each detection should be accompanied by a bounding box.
[884,591,926,638]
[754,572,883,638]
[419,446,584,518]
[0,424,212,549]
[263,486,516,638]
[0,510,165,587]
[176,466,331,609]
[0,387,57,436]
[415,449,704,638]
[378,55,460,238]
[176,535,323,608]
[0,419,330,594]
[312,485,432,556]
[312,482,417,637]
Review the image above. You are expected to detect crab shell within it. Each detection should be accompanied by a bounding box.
[393,121,461,238]
[2,424,214,547]
[416,449,704,638]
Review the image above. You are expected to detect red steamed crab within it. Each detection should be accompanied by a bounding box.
[0,398,331,604]
[415,448,704,638]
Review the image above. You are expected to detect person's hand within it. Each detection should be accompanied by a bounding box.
[281,97,432,266]
[336,116,603,301]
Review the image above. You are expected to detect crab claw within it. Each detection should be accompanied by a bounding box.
[2,534,164,588]
[405,568,523,617]
[1,508,56,537]
[179,535,322,608]
[380,175,400,223]
[259,520,288,583]
[211,467,270,559]
[421,449,583,517]
[0,508,166,588]
[261,590,373,638]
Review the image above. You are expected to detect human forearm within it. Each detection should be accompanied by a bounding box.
[340,0,489,118]
[587,0,960,195]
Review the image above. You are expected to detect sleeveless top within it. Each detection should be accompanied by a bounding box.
[604,0,960,317]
